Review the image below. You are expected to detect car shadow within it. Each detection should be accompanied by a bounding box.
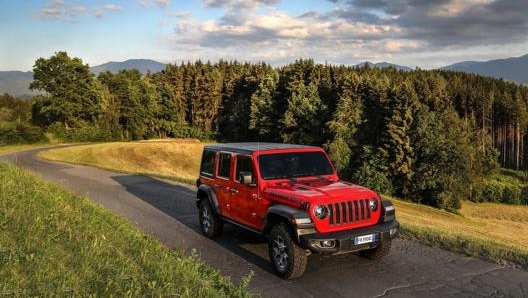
[110,174,275,274]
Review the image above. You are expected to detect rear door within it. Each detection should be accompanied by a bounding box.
[215,152,235,218]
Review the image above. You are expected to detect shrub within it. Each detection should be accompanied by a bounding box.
[0,121,46,145]
[501,184,521,205]
[520,186,528,205]
[481,180,504,203]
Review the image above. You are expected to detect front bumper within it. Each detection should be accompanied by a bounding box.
[299,220,400,253]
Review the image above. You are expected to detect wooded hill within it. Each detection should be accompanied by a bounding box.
[5,52,528,210]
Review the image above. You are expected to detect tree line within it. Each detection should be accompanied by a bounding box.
[3,51,528,210]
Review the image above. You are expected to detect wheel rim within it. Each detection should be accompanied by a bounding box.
[201,206,211,234]
[272,235,288,272]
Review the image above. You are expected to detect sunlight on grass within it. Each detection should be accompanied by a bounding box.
[39,139,206,184]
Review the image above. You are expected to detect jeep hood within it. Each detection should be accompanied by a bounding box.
[263,180,378,207]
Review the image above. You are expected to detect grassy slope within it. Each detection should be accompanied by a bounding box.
[40,140,528,269]
[0,161,253,297]
[39,140,205,184]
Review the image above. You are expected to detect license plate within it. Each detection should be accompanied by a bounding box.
[354,233,377,245]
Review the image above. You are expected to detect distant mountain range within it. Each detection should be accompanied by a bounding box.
[90,59,166,75]
[354,61,413,72]
[442,54,528,85]
[0,59,167,98]
[1,55,527,98]
[0,71,42,99]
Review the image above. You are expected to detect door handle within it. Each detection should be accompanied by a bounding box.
[230,188,239,194]
[213,184,221,188]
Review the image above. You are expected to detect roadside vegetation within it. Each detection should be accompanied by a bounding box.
[0,160,253,297]
[40,140,528,269]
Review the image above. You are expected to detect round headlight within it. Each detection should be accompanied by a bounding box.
[369,198,379,211]
[313,205,329,219]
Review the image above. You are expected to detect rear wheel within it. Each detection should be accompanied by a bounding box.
[268,223,307,279]
[361,241,392,260]
[198,200,223,238]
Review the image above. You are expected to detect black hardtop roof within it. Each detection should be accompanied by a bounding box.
[204,142,322,154]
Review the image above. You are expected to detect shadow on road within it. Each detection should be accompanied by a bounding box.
[111,174,275,275]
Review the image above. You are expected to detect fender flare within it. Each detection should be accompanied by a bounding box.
[264,204,314,240]
[196,184,221,215]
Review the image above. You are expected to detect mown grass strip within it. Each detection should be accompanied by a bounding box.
[0,161,253,298]
[399,222,528,270]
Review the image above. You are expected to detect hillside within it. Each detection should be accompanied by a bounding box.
[443,54,528,85]
[355,61,412,71]
[90,59,166,75]
[0,71,42,99]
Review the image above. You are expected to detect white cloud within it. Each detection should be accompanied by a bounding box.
[140,0,171,9]
[93,4,122,18]
[34,0,87,22]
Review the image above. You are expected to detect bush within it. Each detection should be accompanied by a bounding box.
[502,184,521,205]
[46,122,112,142]
[478,179,523,205]
[521,186,528,205]
[481,180,504,203]
[0,121,46,145]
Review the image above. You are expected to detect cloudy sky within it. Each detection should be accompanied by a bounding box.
[1,0,527,71]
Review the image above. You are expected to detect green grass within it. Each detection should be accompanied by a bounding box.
[40,140,528,270]
[0,161,253,297]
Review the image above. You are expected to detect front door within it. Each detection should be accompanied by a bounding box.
[231,154,260,229]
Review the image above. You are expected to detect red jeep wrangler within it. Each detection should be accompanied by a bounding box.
[196,143,399,279]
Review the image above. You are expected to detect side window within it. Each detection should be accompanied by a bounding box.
[235,155,255,183]
[217,153,232,179]
[200,150,216,178]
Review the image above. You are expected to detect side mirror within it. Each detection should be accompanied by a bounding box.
[239,172,254,186]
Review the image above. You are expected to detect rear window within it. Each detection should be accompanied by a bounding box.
[200,150,216,177]
[217,153,232,179]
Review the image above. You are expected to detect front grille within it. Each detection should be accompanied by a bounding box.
[327,199,371,226]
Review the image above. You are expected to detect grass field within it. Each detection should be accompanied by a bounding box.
[40,139,528,269]
[0,161,253,297]
[39,139,206,184]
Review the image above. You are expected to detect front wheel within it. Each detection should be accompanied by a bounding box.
[268,223,307,279]
[198,200,223,238]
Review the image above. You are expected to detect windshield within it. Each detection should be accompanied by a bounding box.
[258,151,335,180]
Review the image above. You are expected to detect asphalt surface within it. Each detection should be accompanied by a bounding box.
[2,148,528,298]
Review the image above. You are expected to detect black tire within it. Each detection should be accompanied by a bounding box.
[198,200,223,238]
[361,241,392,260]
[268,223,307,279]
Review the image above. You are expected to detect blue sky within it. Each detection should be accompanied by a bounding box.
[1,0,527,71]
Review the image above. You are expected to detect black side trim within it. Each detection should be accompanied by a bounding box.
[197,184,221,215]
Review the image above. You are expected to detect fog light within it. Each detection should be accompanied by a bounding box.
[320,240,335,248]
[390,227,398,237]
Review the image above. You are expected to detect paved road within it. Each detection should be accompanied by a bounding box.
[2,148,528,298]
